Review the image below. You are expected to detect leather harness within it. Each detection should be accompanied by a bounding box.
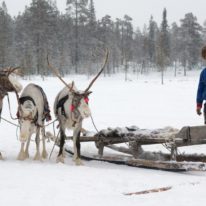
[19,96,38,125]
[56,95,69,118]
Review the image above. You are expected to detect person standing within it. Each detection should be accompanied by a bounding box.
[196,46,206,123]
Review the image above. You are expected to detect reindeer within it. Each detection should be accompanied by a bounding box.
[0,67,22,159]
[17,83,51,161]
[0,67,22,117]
[48,50,109,165]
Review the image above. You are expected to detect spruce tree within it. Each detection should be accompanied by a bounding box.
[179,13,202,72]
[0,1,13,67]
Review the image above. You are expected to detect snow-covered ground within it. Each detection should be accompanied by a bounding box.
[0,69,206,206]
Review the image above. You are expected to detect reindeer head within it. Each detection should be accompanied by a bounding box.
[0,67,23,93]
[48,49,109,121]
[69,88,92,120]
[18,100,37,142]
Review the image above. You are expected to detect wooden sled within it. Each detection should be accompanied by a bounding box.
[47,125,206,172]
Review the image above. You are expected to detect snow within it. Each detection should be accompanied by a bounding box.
[0,70,206,206]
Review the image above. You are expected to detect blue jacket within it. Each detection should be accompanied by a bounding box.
[197,68,206,107]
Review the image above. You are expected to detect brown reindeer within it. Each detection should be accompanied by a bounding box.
[47,49,109,165]
[0,67,22,159]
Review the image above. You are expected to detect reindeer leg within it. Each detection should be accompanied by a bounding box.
[56,128,65,163]
[17,142,26,160]
[73,127,83,165]
[41,127,48,159]
[24,133,32,159]
[34,127,41,161]
[76,131,81,158]
[0,98,3,119]
[0,152,3,160]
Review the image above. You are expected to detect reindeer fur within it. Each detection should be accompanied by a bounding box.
[54,84,91,165]
[17,83,49,161]
[48,49,108,165]
[0,69,22,159]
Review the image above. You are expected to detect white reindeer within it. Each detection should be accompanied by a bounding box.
[17,83,51,161]
[48,50,109,165]
[0,67,22,159]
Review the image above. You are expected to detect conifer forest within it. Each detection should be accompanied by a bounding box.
[0,0,205,78]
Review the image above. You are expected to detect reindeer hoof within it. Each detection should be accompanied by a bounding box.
[42,150,48,159]
[56,155,64,163]
[33,153,41,161]
[62,151,66,158]
[74,158,83,166]
[17,152,26,161]
[24,152,29,159]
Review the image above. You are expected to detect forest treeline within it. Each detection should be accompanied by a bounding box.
[0,0,205,77]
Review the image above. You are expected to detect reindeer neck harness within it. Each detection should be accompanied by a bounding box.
[56,94,88,127]
[18,96,38,125]
[56,95,69,118]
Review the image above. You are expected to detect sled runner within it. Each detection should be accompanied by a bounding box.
[65,147,206,172]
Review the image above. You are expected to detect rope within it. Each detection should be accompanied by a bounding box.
[0,116,20,140]
[161,135,180,158]
[44,118,58,127]
[48,120,61,159]
[16,122,19,140]
[6,91,57,128]
[90,114,99,133]
[0,116,19,127]
[49,130,60,159]
[6,94,18,120]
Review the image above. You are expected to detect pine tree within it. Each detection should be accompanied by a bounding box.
[179,13,203,72]
[141,24,149,73]
[88,0,96,30]
[148,16,156,65]
[133,27,144,72]
[14,0,59,77]
[170,22,181,76]
[157,8,170,84]
[0,1,13,67]
[66,0,89,73]
[160,8,170,65]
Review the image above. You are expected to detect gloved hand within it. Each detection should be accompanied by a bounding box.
[196,106,202,115]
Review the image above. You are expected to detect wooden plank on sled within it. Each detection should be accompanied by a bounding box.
[107,145,206,162]
[126,159,206,172]
[176,125,206,141]
[66,134,206,148]
[64,147,206,172]
[66,135,175,144]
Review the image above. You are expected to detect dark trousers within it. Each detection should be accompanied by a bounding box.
[204,103,206,124]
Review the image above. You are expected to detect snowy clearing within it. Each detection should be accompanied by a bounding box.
[0,70,206,206]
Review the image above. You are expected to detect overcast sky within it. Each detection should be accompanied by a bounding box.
[1,0,206,28]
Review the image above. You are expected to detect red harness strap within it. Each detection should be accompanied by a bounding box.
[70,97,89,111]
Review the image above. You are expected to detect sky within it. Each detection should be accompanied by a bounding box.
[1,0,206,28]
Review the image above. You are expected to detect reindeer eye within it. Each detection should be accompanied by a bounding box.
[84,97,89,104]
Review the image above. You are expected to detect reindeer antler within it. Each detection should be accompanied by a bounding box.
[7,67,23,77]
[84,48,109,93]
[1,66,23,77]
[47,55,74,91]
